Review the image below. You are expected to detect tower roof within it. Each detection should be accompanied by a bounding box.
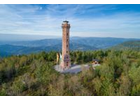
[63,20,69,24]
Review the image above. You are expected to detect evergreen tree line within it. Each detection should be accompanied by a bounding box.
[0,50,140,96]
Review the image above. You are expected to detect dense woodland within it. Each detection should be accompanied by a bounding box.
[0,50,140,96]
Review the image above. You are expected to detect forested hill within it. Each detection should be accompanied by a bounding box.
[111,41,140,51]
[0,50,140,96]
[0,37,138,57]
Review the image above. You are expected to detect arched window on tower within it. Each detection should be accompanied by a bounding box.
[66,62,68,66]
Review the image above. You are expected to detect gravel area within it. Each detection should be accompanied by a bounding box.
[54,64,90,74]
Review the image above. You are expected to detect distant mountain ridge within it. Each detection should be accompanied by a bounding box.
[111,40,140,51]
[1,37,136,48]
[0,43,97,56]
[0,37,139,57]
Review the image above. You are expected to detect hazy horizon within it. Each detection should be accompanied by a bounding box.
[0,33,61,41]
[0,33,140,42]
[0,4,140,39]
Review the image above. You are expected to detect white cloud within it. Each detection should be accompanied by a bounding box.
[0,4,140,38]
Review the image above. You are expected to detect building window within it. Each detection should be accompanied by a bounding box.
[66,62,68,66]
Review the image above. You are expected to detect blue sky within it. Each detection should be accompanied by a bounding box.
[0,4,140,38]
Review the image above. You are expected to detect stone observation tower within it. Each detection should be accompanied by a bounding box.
[61,21,71,69]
